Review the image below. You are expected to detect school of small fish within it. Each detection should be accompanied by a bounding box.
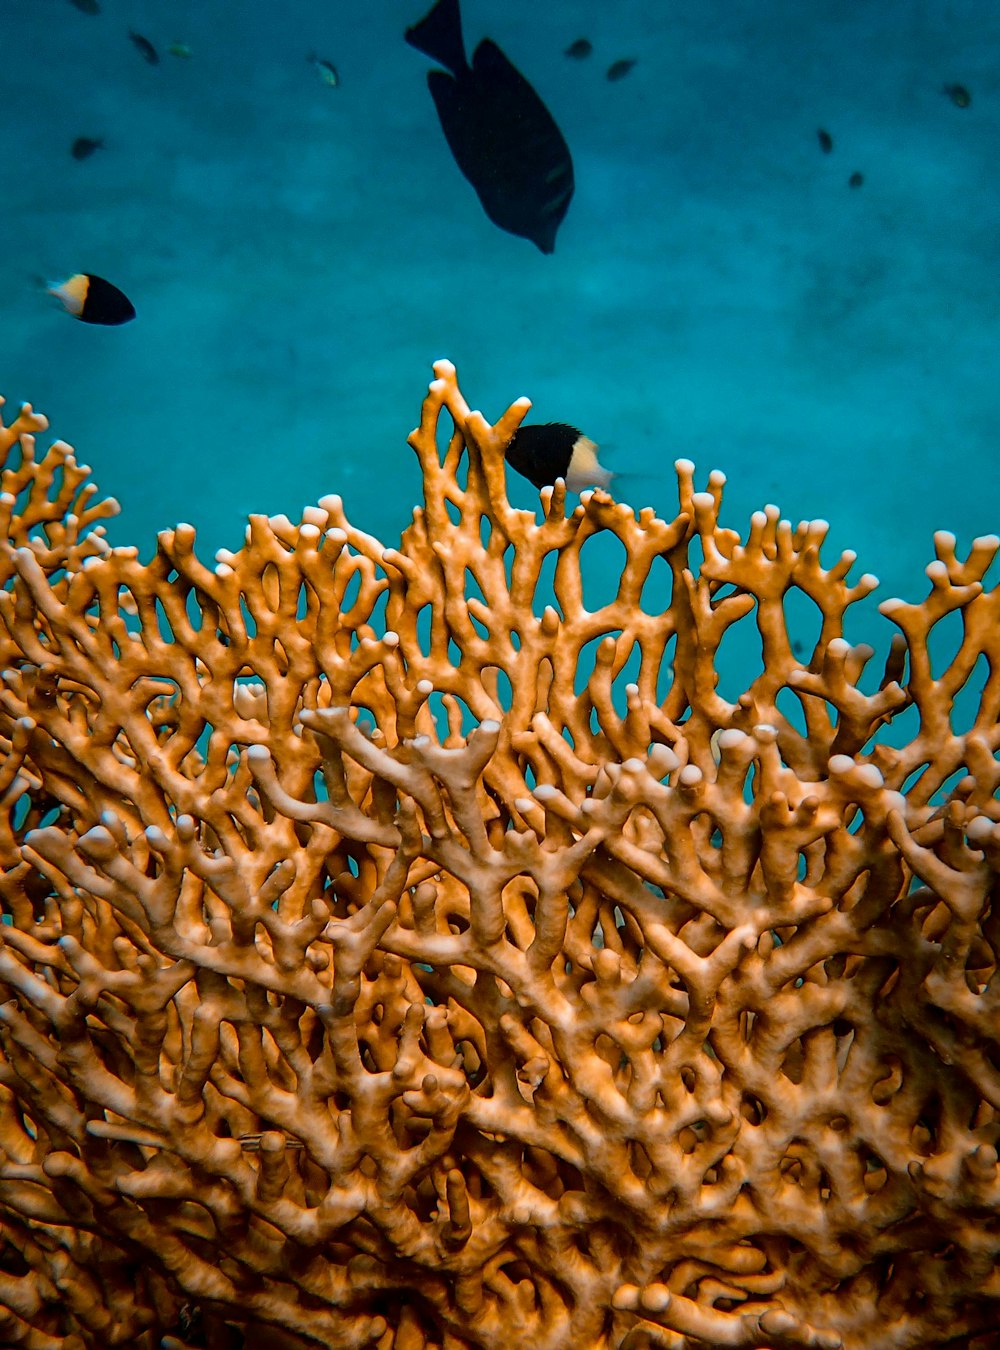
[51,0,976,492]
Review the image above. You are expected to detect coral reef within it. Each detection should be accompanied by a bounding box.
[0,365,999,1350]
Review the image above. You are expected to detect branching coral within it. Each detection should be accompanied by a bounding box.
[0,365,998,1350]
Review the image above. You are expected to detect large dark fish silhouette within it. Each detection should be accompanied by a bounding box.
[405,0,574,253]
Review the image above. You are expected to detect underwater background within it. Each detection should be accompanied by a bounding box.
[2,0,999,670]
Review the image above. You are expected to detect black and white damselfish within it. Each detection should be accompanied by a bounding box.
[504,423,612,492]
[405,0,575,253]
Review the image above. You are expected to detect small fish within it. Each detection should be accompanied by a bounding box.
[308,53,340,87]
[817,128,833,153]
[848,170,864,188]
[406,0,574,254]
[564,38,592,59]
[942,82,971,108]
[606,58,637,82]
[67,0,99,12]
[48,274,136,326]
[71,136,103,161]
[168,43,193,59]
[129,31,160,66]
[504,423,612,492]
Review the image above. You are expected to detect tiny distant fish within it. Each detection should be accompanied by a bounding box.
[405,0,575,254]
[48,274,136,326]
[848,170,864,188]
[71,136,103,161]
[564,38,592,59]
[817,128,833,153]
[307,53,340,87]
[129,31,160,65]
[67,0,100,13]
[504,423,612,492]
[942,82,971,108]
[168,43,193,59]
[606,58,637,82]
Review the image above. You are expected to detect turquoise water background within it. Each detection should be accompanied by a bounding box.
[2,0,998,665]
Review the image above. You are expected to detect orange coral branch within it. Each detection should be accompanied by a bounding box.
[0,361,998,1350]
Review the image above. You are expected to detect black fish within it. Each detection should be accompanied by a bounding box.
[405,0,574,254]
[71,136,104,161]
[943,82,971,108]
[129,31,160,65]
[817,128,833,153]
[67,0,100,13]
[505,423,612,492]
[48,274,136,326]
[848,170,864,189]
[606,58,637,82]
[564,38,592,59]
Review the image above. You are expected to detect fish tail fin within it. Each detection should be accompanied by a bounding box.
[31,272,58,298]
[405,0,467,75]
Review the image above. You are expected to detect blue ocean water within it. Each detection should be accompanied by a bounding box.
[2,0,998,660]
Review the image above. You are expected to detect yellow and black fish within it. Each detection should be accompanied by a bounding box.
[505,423,612,492]
[48,274,136,326]
[405,0,574,254]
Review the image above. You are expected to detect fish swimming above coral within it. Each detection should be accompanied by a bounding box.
[504,422,612,491]
[47,273,136,325]
[405,0,574,253]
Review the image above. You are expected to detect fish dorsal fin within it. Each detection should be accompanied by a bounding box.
[470,37,524,89]
[405,0,467,76]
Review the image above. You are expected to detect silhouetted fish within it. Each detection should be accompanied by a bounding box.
[942,82,971,108]
[848,170,864,188]
[129,31,160,65]
[71,136,104,160]
[405,0,574,253]
[606,58,637,82]
[67,0,100,13]
[505,423,612,491]
[564,38,592,59]
[817,128,833,153]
